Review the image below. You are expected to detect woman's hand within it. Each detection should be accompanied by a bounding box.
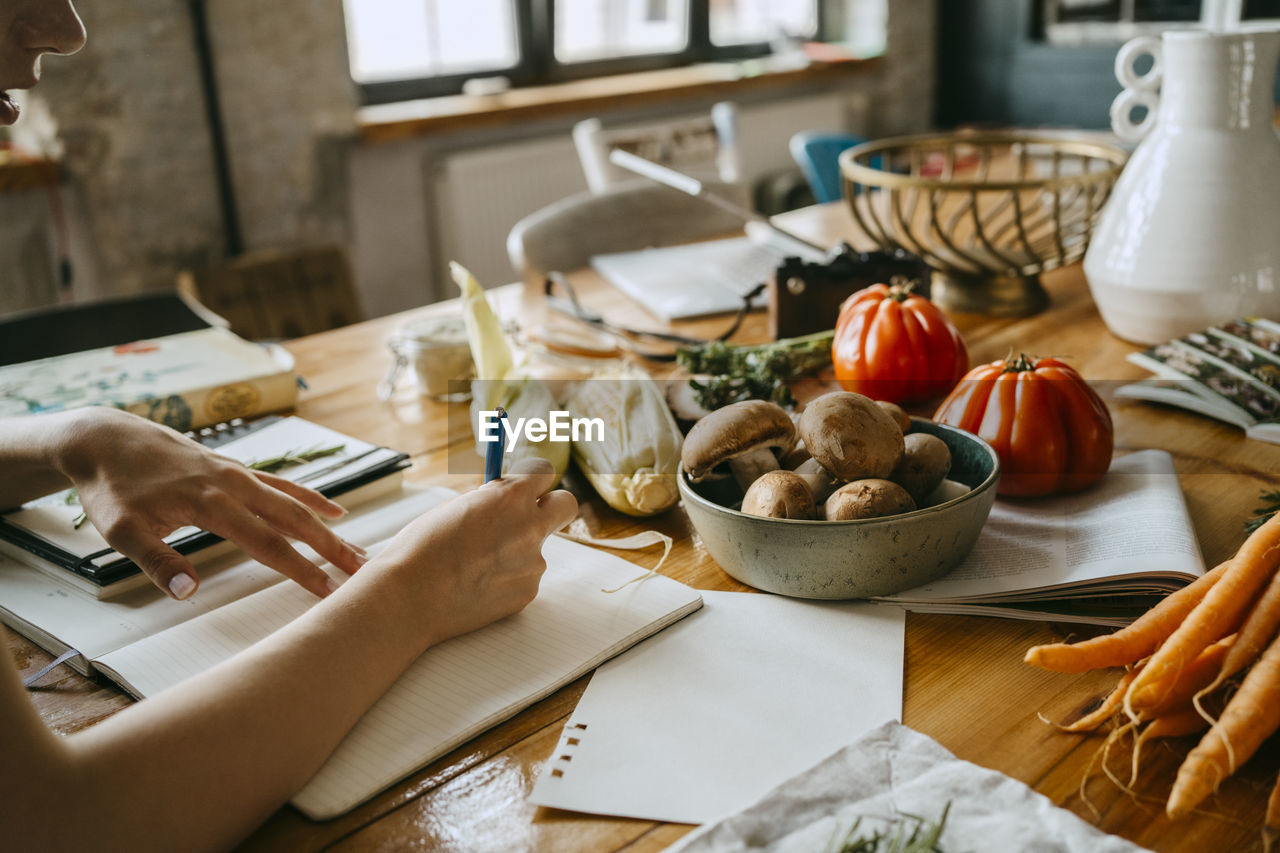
[365,457,578,646]
[48,408,366,599]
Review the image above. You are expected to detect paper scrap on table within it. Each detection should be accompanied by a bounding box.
[529,591,905,825]
[668,721,1150,853]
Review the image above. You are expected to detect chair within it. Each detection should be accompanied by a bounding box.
[788,130,867,204]
[572,102,741,194]
[506,180,750,282]
[176,245,362,341]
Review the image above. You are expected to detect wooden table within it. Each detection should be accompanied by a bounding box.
[10,202,1280,852]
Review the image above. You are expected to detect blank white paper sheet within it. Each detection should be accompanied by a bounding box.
[530,591,905,825]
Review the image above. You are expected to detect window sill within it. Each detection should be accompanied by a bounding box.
[356,57,880,145]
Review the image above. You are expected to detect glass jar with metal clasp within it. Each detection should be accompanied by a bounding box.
[377,314,475,402]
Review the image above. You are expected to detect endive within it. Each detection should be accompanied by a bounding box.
[564,366,682,516]
[452,262,569,484]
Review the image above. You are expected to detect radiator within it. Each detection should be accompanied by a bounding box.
[432,136,590,292]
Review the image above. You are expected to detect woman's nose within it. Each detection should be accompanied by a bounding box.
[20,0,87,57]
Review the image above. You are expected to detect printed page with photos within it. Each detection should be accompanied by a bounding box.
[1120,316,1280,443]
[877,450,1203,626]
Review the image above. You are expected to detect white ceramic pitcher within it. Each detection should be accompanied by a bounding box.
[1083,26,1280,345]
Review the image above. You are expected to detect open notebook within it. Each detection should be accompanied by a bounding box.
[591,223,828,321]
[1,486,703,819]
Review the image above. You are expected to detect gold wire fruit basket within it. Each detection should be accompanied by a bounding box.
[839,131,1128,316]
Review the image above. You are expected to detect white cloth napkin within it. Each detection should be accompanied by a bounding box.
[667,721,1150,853]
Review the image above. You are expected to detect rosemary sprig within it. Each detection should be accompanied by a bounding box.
[829,803,952,853]
[244,443,345,474]
[1246,489,1280,534]
[63,443,346,529]
[65,489,88,529]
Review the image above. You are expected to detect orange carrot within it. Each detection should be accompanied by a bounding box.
[1167,629,1280,818]
[1140,633,1235,720]
[1047,668,1138,733]
[1131,708,1211,786]
[1132,517,1280,713]
[1203,564,1280,702]
[1265,770,1280,853]
[1025,561,1230,673]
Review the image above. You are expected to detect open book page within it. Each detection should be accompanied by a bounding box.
[529,591,904,825]
[877,450,1202,607]
[94,527,703,820]
[0,486,448,669]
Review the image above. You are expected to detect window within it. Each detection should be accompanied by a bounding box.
[343,0,824,104]
[1042,0,1280,45]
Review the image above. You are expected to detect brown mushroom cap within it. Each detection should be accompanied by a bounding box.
[824,479,916,521]
[875,400,912,434]
[792,457,840,504]
[799,392,905,482]
[741,470,815,519]
[891,432,952,503]
[681,400,797,483]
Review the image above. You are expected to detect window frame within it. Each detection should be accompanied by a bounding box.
[353,0,827,105]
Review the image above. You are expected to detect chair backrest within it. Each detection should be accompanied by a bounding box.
[789,130,866,204]
[177,246,362,341]
[572,101,740,194]
[507,180,750,281]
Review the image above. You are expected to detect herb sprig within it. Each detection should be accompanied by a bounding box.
[1247,489,1280,534]
[676,329,834,410]
[829,803,951,853]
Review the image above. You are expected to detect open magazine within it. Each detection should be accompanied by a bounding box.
[875,450,1203,626]
[1117,316,1280,444]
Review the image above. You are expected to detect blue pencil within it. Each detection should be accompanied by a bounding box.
[483,406,506,483]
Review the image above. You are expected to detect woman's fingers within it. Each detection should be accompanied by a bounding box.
[536,489,578,534]
[240,486,367,575]
[490,457,558,496]
[252,470,347,519]
[196,497,338,599]
[98,520,200,600]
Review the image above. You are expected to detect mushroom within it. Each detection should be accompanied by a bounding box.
[681,400,797,492]
[778,440,810,471]
[891,432,952,504]
[876,400,912,434]
[825,479,916,521]
[741,470,815,519]
[799,392,905,482]
[792,457,840,504]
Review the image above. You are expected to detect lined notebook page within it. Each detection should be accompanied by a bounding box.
[95,519,703,820]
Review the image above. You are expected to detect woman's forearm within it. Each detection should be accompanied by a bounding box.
[0,413,76,508]
[3,466,574,852]
[53,566,436,853]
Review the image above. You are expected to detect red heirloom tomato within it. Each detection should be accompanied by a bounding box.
[832,281,968,404]
[933,354,1113,497]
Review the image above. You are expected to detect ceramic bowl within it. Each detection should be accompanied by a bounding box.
[678,418,1000,599]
